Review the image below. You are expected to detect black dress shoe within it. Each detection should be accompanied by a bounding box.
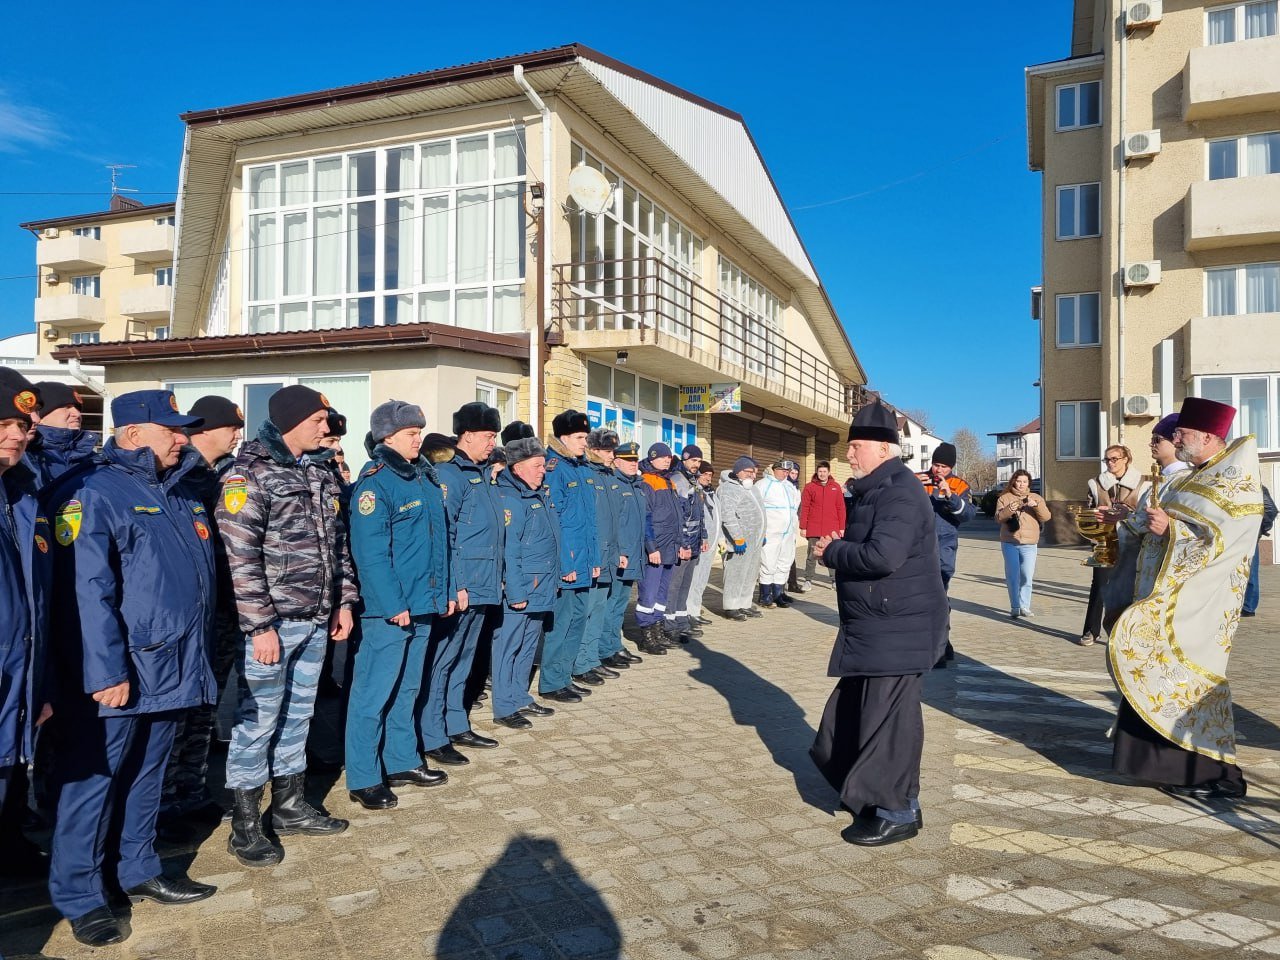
[542,687,582,703]
[125,873,217,905]
[1160,779,1247,800]
[495,713,533,729]
[451,730,499,749]
[568,681,594,695]
[618,649,643,663]
[572,671,605,686]
[70,905,126,946]
[601,653,631,669]
[387,765,448,787]
[695,616,713,625]
[725,609,748,621]
[425,744,470,766]
[594,664,621,679]
[840,816,919,847]
[518,701,555,717]
[349,784,399,809]
[744,606,764,618]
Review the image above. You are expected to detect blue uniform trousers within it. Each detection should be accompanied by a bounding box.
[575,583,610,674]
[491,610,545,718]
[539,588,589,694]
[49,710,178,919]
[418,607,487,751]
[598,579,632,659]
[345,616,430,791]
[635,563,674,627]
[225,618,326,790]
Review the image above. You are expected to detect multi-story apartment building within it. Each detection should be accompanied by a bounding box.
[1027,0,1280,558]
[991,417,1042,485]
[19,195,177,353]
[45,45,867,478]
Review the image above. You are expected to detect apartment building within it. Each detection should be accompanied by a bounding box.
[1027,0,1280,556]
[47,45,866,477]
[991,417,1042,485]
[19,195,177,353]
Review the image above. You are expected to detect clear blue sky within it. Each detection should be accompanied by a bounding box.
[0,1,1071,448]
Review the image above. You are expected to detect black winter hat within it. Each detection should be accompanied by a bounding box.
[552,409,590,438]
[33,381,83,414]
[847,400,899,444]
[188,395,245,432]
[932,442,957,468]
[453,401,501,436]
[501,420,535,446]
[0,366,38,423]
[269,385,329,433]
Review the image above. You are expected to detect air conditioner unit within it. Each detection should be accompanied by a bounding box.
[43,273,59,285]
[1123,260,1162,288]
[1124,129,1162,160]
[42,327,59,341]
[1123,393,1162,419]
[1125,0,1162,28]
[41,227,59,240]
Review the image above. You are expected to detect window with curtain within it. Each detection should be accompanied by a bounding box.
[1206,262,1280,315]
[1195,374,1278,450]
[244,128,526,334]
[1208,132,1280,178]
[1208,1,1279,43]
[718,255,783,381]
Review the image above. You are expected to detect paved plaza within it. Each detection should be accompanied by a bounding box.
[2,517,1278,960]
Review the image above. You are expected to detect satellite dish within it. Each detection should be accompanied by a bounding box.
[567,164,614,216]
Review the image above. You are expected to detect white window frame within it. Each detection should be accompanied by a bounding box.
[584,360,697,450]
[1055,81,1101,132]
[1056,400,1102,460]
[475,379,517,424]
[1055,183,1101,240]
[718,255,784,382]
[1204,261,1280,315]
[1055,291,1102,347]
[154,326,170,340]
[1206,131,1280,179]
[70,331,101,345]
[154,266,173,287]
[1207,1,1279,44]
[1193,373,1278,451]
[71,274,101,298]
[72,226,101,239]
[155,215,176,226]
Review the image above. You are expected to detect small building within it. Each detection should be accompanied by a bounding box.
[43,44,867,474]
[0,332,106,433]
[990,417,1042,486]
[894,411,943,475]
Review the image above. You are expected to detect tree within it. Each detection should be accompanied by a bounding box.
[900,407,934,433]
[953,427,997,492]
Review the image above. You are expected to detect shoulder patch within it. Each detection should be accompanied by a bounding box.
[361,463,384,479]
[54,499,82,546]
[193,519,211,540]
[223,474,248,515]
[504,508,512,526]
[358,490,377,516]
[34,534,49,554]
[546,456,559,471]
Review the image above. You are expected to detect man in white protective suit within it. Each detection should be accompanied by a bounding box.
[756,459,801,609]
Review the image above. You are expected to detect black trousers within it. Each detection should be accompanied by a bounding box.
[1112,699,1245,789]
[1082,567,1108,639]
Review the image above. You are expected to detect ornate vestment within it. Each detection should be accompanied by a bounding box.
[1108,436,1264,762]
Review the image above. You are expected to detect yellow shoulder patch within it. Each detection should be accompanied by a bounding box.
[223,474,248,515]
[54,499,82,546]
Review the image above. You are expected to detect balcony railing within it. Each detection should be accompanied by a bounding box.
[553,256,858,417]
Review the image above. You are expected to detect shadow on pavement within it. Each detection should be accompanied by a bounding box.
[955,571,1092,603]
[683,637,839,816]
[949,596,1083,646]
[434,834,620,959]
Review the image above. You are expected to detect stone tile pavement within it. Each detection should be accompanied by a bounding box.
[2,517,1278,959]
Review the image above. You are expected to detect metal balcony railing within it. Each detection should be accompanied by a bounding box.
[553,256,859,416]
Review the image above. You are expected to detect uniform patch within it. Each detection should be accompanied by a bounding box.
[193,520,210,540]
[503,508,512,526]
[469,476,483,484]
[546,456,559,471]
[332,497,340,515]
[34,534,48,554]
[14,390,37,416]
[358,491,376,516]
[319,392,331,407]
[398,499,421,513]
[223,475,248,515]
[133,505,161,514]
[440,483,448,501]
[169,394,180,412]
[235,405,245,421]
[54,500,82,546]
[567,481,578,488]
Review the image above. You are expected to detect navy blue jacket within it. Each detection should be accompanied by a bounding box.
[436,451,504,606]
[26,425,99,490]
[496,468,561,612]
[43,442,217,716]
[612,467,646,583]
[823,458,948,677]
[349,445,451,619]
[0,464,52,769]
[543,438,598,588]
[640,459,682,564]
[586,456,620,584]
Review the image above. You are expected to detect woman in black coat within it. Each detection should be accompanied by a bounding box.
[810,401,948,848]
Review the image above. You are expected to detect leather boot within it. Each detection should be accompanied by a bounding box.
[270,773,349,836]
[228,786,283,868]
[637,624,667,655]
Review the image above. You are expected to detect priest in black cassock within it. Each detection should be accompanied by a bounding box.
[809,400,949,846]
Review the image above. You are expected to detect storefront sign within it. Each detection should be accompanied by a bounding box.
[679,383,741,414]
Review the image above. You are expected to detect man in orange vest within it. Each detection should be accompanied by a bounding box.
[917,442,974,665]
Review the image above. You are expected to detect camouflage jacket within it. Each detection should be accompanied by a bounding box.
[215,421,359,635]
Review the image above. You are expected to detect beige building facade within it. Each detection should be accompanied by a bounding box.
[19,196,177,354]
[1028,0,1280,557]
[50,45,865,475]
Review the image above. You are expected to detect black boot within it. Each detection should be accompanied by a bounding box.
[637,624,667,655]
[270,773,349,836]
[228,786,283,868]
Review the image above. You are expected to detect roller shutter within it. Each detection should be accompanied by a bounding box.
[710,414,751,474]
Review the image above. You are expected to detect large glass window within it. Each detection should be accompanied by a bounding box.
[166,375,370,443]
[584,359,696,451]
[1195,374,1277,450]
[1206,262,1280,315]
[1056,292,1101,347]
[1057,400,1101,460]
[719,256,783,381]
[1208,132,1280,179]
[1208,1,1278,44]
[244,129,526,335]
[1056,183,1101,240]
[1055,81,1101,131]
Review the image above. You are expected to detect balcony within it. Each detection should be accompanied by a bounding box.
[1184,313,1280,377]
[553,257,859,428]
[36,235,107,273]
[35,294,106,326]
[1184,36,1280,120]
[1185,175,1280,251]
[118,223,175,263]
[119,286,173,320]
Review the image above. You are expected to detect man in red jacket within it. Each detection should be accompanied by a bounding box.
[799,461,846,589]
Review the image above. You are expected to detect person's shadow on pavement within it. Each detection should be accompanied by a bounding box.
[683,637,839,815]
[434,835,620,959]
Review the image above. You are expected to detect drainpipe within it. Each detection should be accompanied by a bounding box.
[514,64,550,437]
[1116,5,1128,442]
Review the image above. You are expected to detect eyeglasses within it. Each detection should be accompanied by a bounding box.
[1103,456,1125,463]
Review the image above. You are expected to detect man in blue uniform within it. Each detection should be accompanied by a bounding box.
[46,390,218,946]
[28,381,99,489]
[662,443,706,642]
[636,444,682,650]
[575,428,623,687]
[420,401,504,766]
[605,442,652,660]
[346,401,450,809]
[492,435,561,727]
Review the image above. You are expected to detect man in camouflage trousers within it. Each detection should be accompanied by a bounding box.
[217,385,357,867]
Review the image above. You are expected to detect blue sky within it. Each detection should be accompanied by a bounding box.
[0,1,1070,447]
